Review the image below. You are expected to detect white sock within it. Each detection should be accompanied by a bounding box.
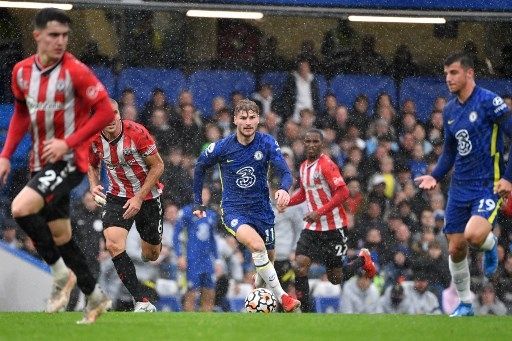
[448,256,472,304]
[254,273,265,288]
[50,257,69,286]
[87,284,102,299]
[252,250,286,302]
[480,232,496,251]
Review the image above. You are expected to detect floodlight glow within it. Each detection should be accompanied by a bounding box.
[348,16,446,24]
[0,1,72,10]
[186,10,263,20]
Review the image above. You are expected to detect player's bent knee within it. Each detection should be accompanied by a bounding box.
[142,249,159,261]
[247,240,266,252]
[105,239,126,256]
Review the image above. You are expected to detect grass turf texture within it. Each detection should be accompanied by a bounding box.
[0,312,511,340]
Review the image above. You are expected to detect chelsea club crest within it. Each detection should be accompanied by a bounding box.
[469,111,477,122]
[254,151,263,160]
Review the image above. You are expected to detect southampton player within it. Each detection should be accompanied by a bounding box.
[193,99,301,312]
[0,8,114,323]
[416,52,512,317]
[281,129,376,312]
[173,187,219,312]
[88,99,164,312]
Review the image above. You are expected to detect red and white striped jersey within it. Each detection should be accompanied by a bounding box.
[89,120,163,200]
[10,52,109,173]
[298,154,347,231]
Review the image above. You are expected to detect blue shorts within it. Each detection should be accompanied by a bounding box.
[444,184,502,234]
[187,271,216,290]
[222,211,275,250]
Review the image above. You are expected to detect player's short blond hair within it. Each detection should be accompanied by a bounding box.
[234,99,259,116]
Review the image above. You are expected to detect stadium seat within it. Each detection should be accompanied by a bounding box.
[118,68,187,108]
[329,74,397,112]
[260,71,288,97]
[228,297,246,312]
[0,104,13,129]
[314,296,341,313]
[90,66,115,97]
[156,295,181,312]
[189,70,256,117]
[477,78,512,97]
[400,77,451,123]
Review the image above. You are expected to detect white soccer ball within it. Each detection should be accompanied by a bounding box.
[244,288,277,313]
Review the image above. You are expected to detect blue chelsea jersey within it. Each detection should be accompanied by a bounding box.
[439,86,510,183]
[193,132,292,215]
[173,204,218,272]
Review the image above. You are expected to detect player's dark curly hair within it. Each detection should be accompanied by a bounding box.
[444,52,474,70]
[34,8,71,29]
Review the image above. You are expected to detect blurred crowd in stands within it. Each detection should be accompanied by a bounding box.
[2,15,512,313]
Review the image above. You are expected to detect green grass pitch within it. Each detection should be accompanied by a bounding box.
[0,312,511,340]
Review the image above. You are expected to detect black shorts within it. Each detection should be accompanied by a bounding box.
[295,228,348,271]
[27,161,84,222]
[274,260,294,290]
[102,194,163,245]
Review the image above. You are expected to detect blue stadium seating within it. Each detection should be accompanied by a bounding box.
[156,295,181,312]
[314,296,340,313]
[228,297,246,312]
[0,104,13,129]
[477,78,512,97]
[90,66,115,98]
[329,74,397,113]
[260,72,288,96]
[118,68,187,109]
[189,70,256,117]
[400,77,451,123]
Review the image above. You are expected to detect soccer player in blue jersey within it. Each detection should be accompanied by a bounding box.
[173,187,219,312]
[193,99,301,312]
[416,52,512,317]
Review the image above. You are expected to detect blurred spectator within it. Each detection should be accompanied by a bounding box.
[426,110,444,142]
[211,96,227,118]
[353,34,387,75]
[463,41,493,76]
[121,104,139,121]
[278,59,321,122]
[348,95,371,133]
[296,39,321,73]
[341,271,380,313]
[79,40,110,66]
[400,270,442,314]
[389,44,418,83]
[252,83,275,117]
[140,88,173,125]
[148,108,174,156]
[495,255,512,314]
[377,283,408,313]
[161,148,193,207]
[118,88,137,112]
[321,19,359,77]
[473,283,507,316]
[317,93,338,128]
[175,103,204,156]
[255,36,288,72]
[344,179,364,216]
[382,249,412,290]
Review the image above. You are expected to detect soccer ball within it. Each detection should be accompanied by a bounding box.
[244,288,277,313]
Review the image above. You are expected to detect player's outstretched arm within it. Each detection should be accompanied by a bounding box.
[414,175,438,190]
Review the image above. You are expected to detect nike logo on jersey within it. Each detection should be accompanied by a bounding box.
[448,119,455,125]
[226,159,234,163]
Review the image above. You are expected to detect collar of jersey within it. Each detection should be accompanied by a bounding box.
[35,54,63,76]
[101,120,124,145]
